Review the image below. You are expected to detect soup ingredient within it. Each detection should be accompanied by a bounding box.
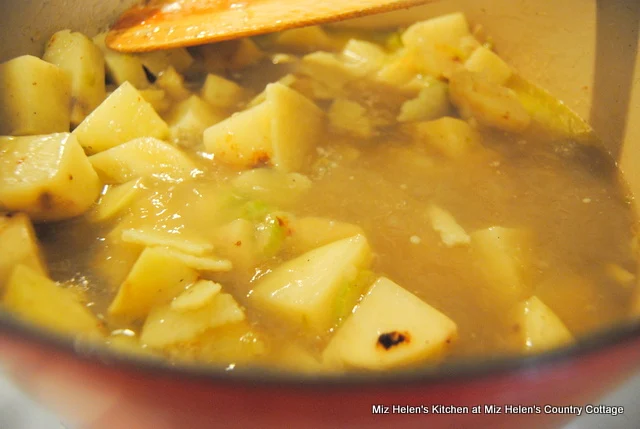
[408,116,481,159]
[4,265,102,336]
[89,179,143,222]
[73,82,169,153]
[43,30,106,126]
[0,133,101,221]
[0,214,47,289]
[93,33,149,89]
[323,277,458,369]
[250,235,371,334]
[514,296,574,353]
[0,55,71,135]
[426,204,470,247]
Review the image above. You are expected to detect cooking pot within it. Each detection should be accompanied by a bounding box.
[1,1,640,428]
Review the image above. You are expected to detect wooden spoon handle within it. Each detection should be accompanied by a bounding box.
[106,0,430,52]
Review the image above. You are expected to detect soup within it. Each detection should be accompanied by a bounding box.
[0,12,637,373]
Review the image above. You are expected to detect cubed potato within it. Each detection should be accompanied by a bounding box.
[201,74,245,110]
[89,179,142,222]
[232,168,312,207]
[323,277,458,370]
[274,26,338,52]
[228,39,264,70]
[139,88,171,114]
[341,39,387,76]
[513,296,574,353]
[426,204,470,247]
[120,228,214,256]
[212,218,258,269]
[449,70,531,133]
[408,117,481,159]
[3,265,103,336]
[328,98,374,138]
[73,82,169,153]
[402,13,471,51]
[298,52,358,93]
[397,79,451,122]
[249,235,371,334]
[287,217,365,254]
[464,46,513,85]
[166,95,226,147]
[0,214,47,289]
[138,48,194,76]
[196,41,237,74]
[141,292,245,348]
[89,137,197,184]
[204,83,323,172]
[376,48,421,91]
[0,55,71,135]
[108,246,199,321]
[247,74,297,108]
[471,226,533,306]
[93,33,149,89]
[155,66,191,101]
[43,30,106,126]
[0,133,101,221]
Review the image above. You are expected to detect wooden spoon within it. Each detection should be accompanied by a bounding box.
[106,0,430,52]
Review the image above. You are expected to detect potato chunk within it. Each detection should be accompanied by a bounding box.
[204,83,323,172]
[3,265,102,336]
[138,48,194,76]
[249,235,371,333]
[231,168,312,207]
[402,13,471,51]
[287,217,364,254]
[0,214,47,289]
[328,98,374,138]
[323,277,457,370]
[93,33,149,89]
[43,30,106,126]
[73,82,169,153]
[201,74,246,110]
[108,246,199,321]
[89,179,142,222]
[89,137,197,184]
[408,117,481,159]
[464,46,513,85]
[0,55,71,135]
[514,296,574,353]
[167,95,225,147]
[397,79,451,123]
[155,66,190,101]
[427,204,470,247]
[0,133,101,221]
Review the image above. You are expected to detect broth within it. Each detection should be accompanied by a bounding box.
[0,13,637,372]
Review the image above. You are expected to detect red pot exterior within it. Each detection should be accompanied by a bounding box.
[1,332,639,429]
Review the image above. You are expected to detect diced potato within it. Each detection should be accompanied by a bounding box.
[43,30,106,126]
[249,235,371,334]
[376,48,421,91]
[196,41,237,74]
[166,95,226,147]
[513,296,574,353]
[274,26,338,52]
[0,133,101,221]
[402,13,471,51]
[274,343,326,373]
[0,214,47,289]
[141,292,245,348]
[232,168,312,207]
[4,265,102,336]
[449,70,531,133]
[247,74,297,108]
[120,228,214,256]
[108,246,199,321]
[171,280,222,311]
[427,204,470,247]
[398,79,451,123]
[204,83,323,172]
[298,52,358,93]
[228,39,264,70]
[604,263,636,287]
[341,39,387,76]
[93,33,149,89]
[89,179,142,222]
[323,277,457,370]
[328,98,374,139]
[0,55,71,135]
[213,218,258,268]
[471,226,533,305]
[268,83,324,172]
[408,117,481,159]
[73,82,169,153]
[89,137,197,184]
[200,74,245,110]
[464,46,512,85]
[287,217,365,254]
[139,88,170,114]
[138,48,194,76]
[155,66,190,101]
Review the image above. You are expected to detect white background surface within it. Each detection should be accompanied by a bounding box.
[0,369,638,429]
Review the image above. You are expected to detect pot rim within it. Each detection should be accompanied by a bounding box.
[1,310,639,387]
